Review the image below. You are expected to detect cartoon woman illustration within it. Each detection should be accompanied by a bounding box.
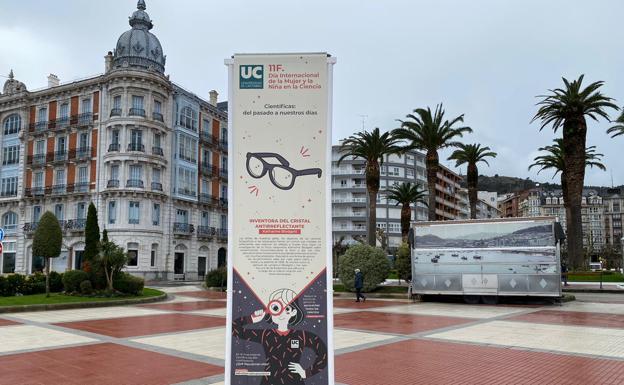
[232,288,328,384]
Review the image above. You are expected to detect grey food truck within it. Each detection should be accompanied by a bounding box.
[409,217,565,303]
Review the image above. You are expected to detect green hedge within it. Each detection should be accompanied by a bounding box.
[63,270,89,293]
[113,272,145,295]
[0,273,65,296]
[338,244,390,292]
[205,267,227,289]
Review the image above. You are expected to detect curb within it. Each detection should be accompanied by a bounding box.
[0,293,168,314]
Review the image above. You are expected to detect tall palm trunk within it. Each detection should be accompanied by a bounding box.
[467,163,478,219]
[562,118,587,270]
[366,160,381,246]
[426,150,439,221]
[400,203,411,242]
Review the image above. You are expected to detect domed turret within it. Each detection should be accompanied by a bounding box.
[112,0,166,73]
[2,69,27,96]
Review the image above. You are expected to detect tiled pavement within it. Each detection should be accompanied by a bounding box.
[1,287,624,384]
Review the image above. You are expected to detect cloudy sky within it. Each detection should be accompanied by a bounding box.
[1,0,623,186]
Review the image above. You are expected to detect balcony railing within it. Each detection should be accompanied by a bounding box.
[65,218,86,231]
[126,179,144,189]
[201,163,215,176]
[152,112,163,122]
[108,143,120,152]
[31,187,44,196]
[151,182,163,191]
[107,179,120,188]
[53,150,68,162]
[54,117,70,130]
[219,169,228,180]
[23,222,38,233]
[51,184,66,195]
[110,108,122,117]
[127,143,145,152]
[197,226,216,238]
[75,147,92,160]
[173,222,194,235]
[75,113,93,126]
[199,193,218,205]
[129,108,145,117]
[177,188,195,197]
[200,132,215,145]
[71,182,90,193]
[35,121,48,131]
[216,228,228,239]
[29,154,46,165]
[152,146,164,156]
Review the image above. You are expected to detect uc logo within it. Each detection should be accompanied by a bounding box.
[240,65,264,89]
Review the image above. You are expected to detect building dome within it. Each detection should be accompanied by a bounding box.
[112,0,166,73]
[2,70,27,96]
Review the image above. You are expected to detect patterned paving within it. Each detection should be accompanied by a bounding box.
[1,286,624,384]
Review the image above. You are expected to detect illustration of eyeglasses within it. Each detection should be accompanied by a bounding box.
[246,152,322,190]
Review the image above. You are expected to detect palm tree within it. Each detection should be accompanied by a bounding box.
[394,104,472,220]
[448,143,497,219]
[607,111,624,138]
[532,75,617,269]
[338,127,403,246]
[385,182,427,241]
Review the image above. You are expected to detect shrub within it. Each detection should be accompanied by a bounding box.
[395,242,412,282]
[0,276,8,296]
[63,270,89,293]
[7,274,26,295]
[113,272,144,295]
[205,267,227,289]
[338,244,390,292]
[49,271,64,292]
[80,280,93,295]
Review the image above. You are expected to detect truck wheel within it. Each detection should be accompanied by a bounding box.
[481,296,499,305]
[463,295,480,304]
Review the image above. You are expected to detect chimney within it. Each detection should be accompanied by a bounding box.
[105,51,114,73]
[47,74,60,88]
[209,90,218,106]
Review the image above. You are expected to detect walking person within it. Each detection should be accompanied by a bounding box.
[354,269,366,302]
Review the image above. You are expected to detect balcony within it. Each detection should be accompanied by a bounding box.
[197,226,216,238]
[29,154,46,166]
[127,143,145,152]
[219,139,228,150]
[107,179,120,188]
[68,182,90,193]
[219,169,228,180]
[129,108,145,117]
[53,150,68,163]
[219,198,228,207]
[199,193,217,205]
[151,182,163,192]
[35,121,48,132]
[110,108,122,117]
[31,187,44,196]
[75,113,93,126]
[200,132,215,145]
[126,179,144,189]
[108,143,120,152]
[23,222,38,234]
[152,146,164,156]
[75,147,92,160]
[51,184,66,195]
[65,218,86,231]
[201,163,215,176]
[173,222,194,235]
[54,117,70,130]
[216,228,228,240]
[152,112,164,122]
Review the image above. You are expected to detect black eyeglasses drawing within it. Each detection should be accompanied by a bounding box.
[246,152,322,190]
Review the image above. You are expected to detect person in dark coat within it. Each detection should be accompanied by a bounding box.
[354,269,366,302]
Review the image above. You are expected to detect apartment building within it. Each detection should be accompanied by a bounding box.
[0,0,227,280]
[603,188,624,253]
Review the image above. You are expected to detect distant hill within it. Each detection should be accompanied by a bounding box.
[462,174,622,196]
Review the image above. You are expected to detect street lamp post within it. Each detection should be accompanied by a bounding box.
[621,237,624,274]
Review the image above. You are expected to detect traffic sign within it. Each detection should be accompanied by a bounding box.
[0,242,4,255]
[0,228,4,242]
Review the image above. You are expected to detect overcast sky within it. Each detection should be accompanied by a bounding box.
[1,0,623,186]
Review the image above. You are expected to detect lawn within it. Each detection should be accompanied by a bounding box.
[568,272,624,282]
[0,288,164,307]
[334,284,408,294]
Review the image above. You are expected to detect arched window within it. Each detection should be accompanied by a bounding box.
[2,211,17,232]
[3,114,21,135]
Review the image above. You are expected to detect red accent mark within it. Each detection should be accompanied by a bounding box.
[248,185,259,196]
[300,146,311,158]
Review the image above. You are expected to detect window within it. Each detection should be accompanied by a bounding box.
[112,129,120,145]
[3,114,21,135]
[220,214,227,230]
[79,132,89,149]
[0,176,17,197]
[34,172,43,188]
[178,134,197,162]
[110,164,119,181]
[201,211,210,227]
[33,206,42,223]
[154,133,161,148]
[176,209,188,224]
[221,155,228,171]
[154,100,161,114]
[202,149,211,165]
[2,212,17,232]
[201,179,210,194]
[152,168,161,183]
[108,201,116,224]
[177,167,196,196]
[150,244,158,267]
[55,169,66,185]
[2,145,19,165]
[59,103,69,119]
[129,201,140,224]
[77,202,86,219]
[132,95,144,111]
[38,107,47,122]
[221,125,227,141]
[221,185,227,200]
[202,119,211,134]
[152,203,160,226]
[130,165,142,180]
[78,166,88,184]
[54,204,64,221]
[130,129,143,150]
[113,96,121,110]
[81,98,91,114]
[406,169,414,178]
[56,136,66,153]
[35,140,45,155]
[127,243,138,266]
[1,242,16,274]
[179,106,197,130]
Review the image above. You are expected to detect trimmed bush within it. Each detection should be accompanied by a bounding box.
[113,272,144,295]
[62,270,89,293]
[7,274,26,295]
[205,267,227,289]
[0,276,8,296]
[338,244,390,292]
[395,242,412,282]
[80,280,93,295]
[49,271,64,292]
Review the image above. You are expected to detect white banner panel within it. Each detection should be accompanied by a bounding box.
[225,53,335,385]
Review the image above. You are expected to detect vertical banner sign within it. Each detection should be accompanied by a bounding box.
[225,53,335,385]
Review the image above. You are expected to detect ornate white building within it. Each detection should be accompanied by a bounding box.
[0,0,227,281]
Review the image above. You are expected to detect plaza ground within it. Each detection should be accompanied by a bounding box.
[1,287,624,384]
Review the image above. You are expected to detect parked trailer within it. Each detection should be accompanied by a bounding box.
[409,217,564,303]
